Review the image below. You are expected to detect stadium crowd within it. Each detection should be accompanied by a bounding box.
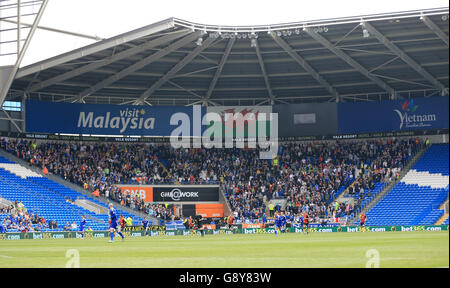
[1,137,423,224]
[0,201,57,233]
[220,138,420,223]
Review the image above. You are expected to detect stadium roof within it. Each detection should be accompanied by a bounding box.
[8,7,450,106]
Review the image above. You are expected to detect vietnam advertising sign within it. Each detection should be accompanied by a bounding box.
[338,96,449,134]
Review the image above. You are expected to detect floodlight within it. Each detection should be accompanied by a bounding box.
[362,28,370,38]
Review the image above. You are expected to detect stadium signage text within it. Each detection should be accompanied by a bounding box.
[160,189,199,201]
[119,186,153,202]
[394,100,437,130]
[77,109,155,133]
[116,185,220,202]
[25,100,197,136]
[338,96,448,134]
[153,186,219,202]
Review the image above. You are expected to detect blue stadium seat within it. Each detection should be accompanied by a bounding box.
[0,161,144,231]
[359,144,449,226]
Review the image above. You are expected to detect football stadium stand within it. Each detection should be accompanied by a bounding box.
[0,7,448,235]
[359,144,449,226]
[0,155,143,232]
[1,137,432,228]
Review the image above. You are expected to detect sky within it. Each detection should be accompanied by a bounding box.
[1,0,448,66]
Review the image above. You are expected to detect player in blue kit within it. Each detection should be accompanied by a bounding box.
[80,215,87,238]
[142,217,149,236]
[280,212,287,233]
[108,203,125,243]
[274,212,282,236]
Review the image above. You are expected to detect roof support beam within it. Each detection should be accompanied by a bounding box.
[69,31,202,103]
[172,65,219,78]
[167,80,203,99]
[368,56,399,73]
[205,38,235,100]
[304,27,396,98]
[271,33,340,102]
[362,21,447,94]
[420,15,449,46]
[372,73,434,88]
[16,17,177,79]
[254,39,275,103]
[0,110,23,133]
[26,29,192,93]
[1,18,105,41]
[135,35,216,105]
[0,0,48,107]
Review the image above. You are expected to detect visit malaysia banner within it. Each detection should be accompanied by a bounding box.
[25,100,205,136]
[338,96,449,134]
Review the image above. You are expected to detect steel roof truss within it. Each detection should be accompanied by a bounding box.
[26,29,192,93]
[135,35,216,105]
[71,31,202,102]
[362,21,446,94]
[272,34,340,102]
[206,38,235,100]
[304,27,396,98]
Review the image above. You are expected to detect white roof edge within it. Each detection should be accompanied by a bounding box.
[173,7,449,33]
[16,18,176,79]
[14,7,449,78]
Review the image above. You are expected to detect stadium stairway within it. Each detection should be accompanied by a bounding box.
[0,148,158,225]
[349,144,429,225]
[434,200,448,225]
[354,144,449,226]
[159,158,181,185]
[434,212,449,225]
[266,199,287,215]
[0,155,147,231]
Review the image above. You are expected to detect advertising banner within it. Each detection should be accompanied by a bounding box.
[0,225,447,240]
[25,100,204,136]
[16,98,450,138]
[3,128,447,144]
[242,223,264,229]
[274,102,338,137]
[122,225,164,232]
[116,185,220,203]
[205,106,273,139]
[338,96,449,134]
[117,186,154,203]
[152,186,220,202]
[195,203,224,218]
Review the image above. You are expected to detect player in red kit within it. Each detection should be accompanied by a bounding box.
[303,212,309,235]
[360,213,366,232]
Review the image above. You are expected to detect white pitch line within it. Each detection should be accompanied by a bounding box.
[0,254,12,258]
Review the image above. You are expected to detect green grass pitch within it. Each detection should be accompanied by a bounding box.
[0,231,448,268]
